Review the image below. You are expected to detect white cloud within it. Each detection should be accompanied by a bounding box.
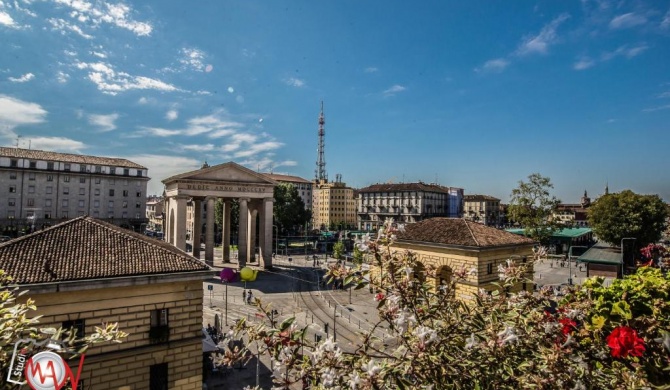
[137,96,149,104]
[658,91,670,99]
[573,57,595,70]
[52,0,152,36]
[56,71,70,83]
[75,61,181,95]
[0,94,47,129]
[382,84,406,96]
[283,77,305,88]
[137,126,181,137]
[516,13,570,56]
[475,58,510,73]
[601,44,648,61]
[365,67,379,73]
[662,10,670,29]
[233,141,283,158]
[642,104,670,112]
[27,136,85,152]
[222,143,240,152]
[238,156,276,172]
[8,72,35,82]
[179,48,206,71]
[91,51,107,58]
[47,17,93,39]
[275,160,297,167]
[182,144,214,152]
[136,112,243,138]
[125,154,201,195]
[88,112,118,131]
[609,12,647,29]
[0,10,17,27]
[166,109,178,121]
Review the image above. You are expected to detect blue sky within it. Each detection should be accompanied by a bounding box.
[1,1,669,202]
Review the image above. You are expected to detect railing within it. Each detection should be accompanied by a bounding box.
[148,325,170,343]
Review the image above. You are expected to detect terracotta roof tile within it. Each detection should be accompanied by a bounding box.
[263,173,312,184]
[359,183,453,194]
[0,147,146,169]
[396,218,535,248]
[0,216,210,284]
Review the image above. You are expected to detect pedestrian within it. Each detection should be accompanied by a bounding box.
[242,289,247,304]
[247,291,254,305]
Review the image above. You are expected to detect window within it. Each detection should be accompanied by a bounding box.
[7,211,14,219]
[9,186,16,193]
[9,172,16,180]
[79,188,85,195]
[62,200,69,207]
[136,170,142,177]
[136,191,142,197]
[61,211,69,218]
[62,319,85,339]
[109,189,115,196]
[94,200,99,208]
[44,213,51,219]
[46,186,52,195]
[122,211,128,218]
[8,198,15,207]
[10,159,17,167]
[94,188,100,196]
[110,167,116,175]
[28,173,35,181]
[149,309,169,344]
[64,163,70,172]
[149,363,168,390]
[487,263,493,275]
[47,175,53,182]
[47,162,54,170]
[95,178,101,184]
[122,201,128,208]
[123,168,129,176]
[93,211,99,218]
[80,165,86,173]
[79,177,86,184]
[63,175,70,183]
[95,166,101,173]
[29,161,36,169]
[136,202,141,209]
[63,187,69,195]
[107,213,113,218]
[108,201,114,208]
[26,211,34,218]
[28,186,35,193]
[78,200,84,208]
[135,213,140,218]
[45,199,52,207]
[123,190,128,197]
[27,199,34,207]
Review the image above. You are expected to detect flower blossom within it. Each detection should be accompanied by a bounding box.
[413,325,440,346]
[374,292,385,302]
[497,326,518,345]
[362,359,381,378]
[606,326,645,358]
[393,308,417,333]
[559,317,577,335]
[465,333,478,349]
[320,367,338,387]
[347,372,362,389]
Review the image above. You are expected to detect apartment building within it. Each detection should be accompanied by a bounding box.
[463,194,501,226]
[263,173,313,210]
[0,147,149,234]
[357,182,464,231]
[312,175,356,231]
[146,195,165,232]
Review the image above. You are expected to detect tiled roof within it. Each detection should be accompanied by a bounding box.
[0,216,210,284]
[0,147,146,169]
[463,194,500,201]
[396,218,535,248]
[263,173,312,184]
[358,183,452,194]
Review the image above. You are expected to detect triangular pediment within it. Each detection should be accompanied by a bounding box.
[162,161,277,185]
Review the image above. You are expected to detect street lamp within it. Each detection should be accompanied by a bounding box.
[568,245,588,285]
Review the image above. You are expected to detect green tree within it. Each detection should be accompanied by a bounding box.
[508,173,561,244]
[273,183,311,235]
[332,241,345,260]
[215,199,239,237]
[588,190,668,248]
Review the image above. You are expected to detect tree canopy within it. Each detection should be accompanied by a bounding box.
[273,183,311,235]
[508,173,561,244]
[588,190,668,248]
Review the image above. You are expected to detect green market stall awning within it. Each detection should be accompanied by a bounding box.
[506,228,592,239]
[576,244,622,265]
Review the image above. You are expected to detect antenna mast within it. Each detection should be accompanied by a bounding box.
[315,101,327,182]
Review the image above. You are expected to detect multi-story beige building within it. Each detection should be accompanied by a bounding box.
[357,182,464,231]
[0,216,212,389]
[264,173,312,210]
[312,175,356,231]
[146,195,164,232]
[553,191,591,227]
[463,194,501,226]
[0,147,149,234]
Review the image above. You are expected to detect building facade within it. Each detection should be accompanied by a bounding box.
[463,194,501,226]
[146,195,164,232]
[0,216,212,389]
[312,175,356,231]
[357,182,463,231]
[553,191,591,227]
[0,147,149,235]
[264,173,313,210]
[391,218,536,299]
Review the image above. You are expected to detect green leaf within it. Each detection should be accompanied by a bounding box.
[279,317,295,331]
[591,315,606,330]
[611,301,632,320]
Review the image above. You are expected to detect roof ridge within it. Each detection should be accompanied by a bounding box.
[462,219,480,246]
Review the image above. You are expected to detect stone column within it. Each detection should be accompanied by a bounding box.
[192,198,202,259]
[223,200,231,262]
[249,207,258,263]
[175,196,188,251]
[260,197,273,269]
[238,198,249,268]
[205,196,215,267]
[165,197,173,244]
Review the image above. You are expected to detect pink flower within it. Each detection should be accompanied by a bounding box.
[374,293,385,302]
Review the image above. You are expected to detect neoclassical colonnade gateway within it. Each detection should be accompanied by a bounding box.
[162,162,277,269]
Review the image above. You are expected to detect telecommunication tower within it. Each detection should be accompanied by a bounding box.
[315,101,328,182]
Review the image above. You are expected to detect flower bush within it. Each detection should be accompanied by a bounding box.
[220,219,670,389]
